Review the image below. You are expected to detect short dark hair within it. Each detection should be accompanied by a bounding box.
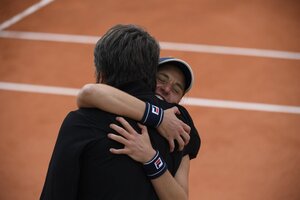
[94,24,160,91]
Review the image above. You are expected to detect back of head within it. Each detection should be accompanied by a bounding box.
[94,24,160,91]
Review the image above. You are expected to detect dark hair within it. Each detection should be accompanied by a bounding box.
[94,24,160,91]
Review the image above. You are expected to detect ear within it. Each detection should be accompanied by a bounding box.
[96,72,103,83]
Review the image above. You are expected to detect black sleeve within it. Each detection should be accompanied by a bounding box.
[40,111,96,200]
[177,105,201,160]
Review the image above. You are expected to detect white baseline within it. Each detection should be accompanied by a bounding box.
[0,30,300,60]
[0,0,299,60]
[1,82,300,114]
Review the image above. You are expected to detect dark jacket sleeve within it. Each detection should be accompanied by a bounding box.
[177,105,201,160]
[40,111,96,200]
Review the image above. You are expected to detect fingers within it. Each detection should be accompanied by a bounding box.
[171,130,190,151]
[137,123,146,131]
[176,136,185,151]
[170,107,191,135]
[109,116,138,139]
[179,121,191,145]
[171,106,181,115]
[168,139,175,152]
[137,123,149,136]
[109,123,131,140]
[174,125,190,151]
[180,131,190,145]
[109,147,128,155]
[108,133,128,145]
[110,116,190,154]
[116,117,137,135]
[181,121,191,134]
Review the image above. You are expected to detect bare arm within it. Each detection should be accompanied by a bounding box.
[108,117,189,200]
[77,83,145,120]
[77,83,190,151]
[152,155,190,200]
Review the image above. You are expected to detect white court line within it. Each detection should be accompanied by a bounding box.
[1,30,300,60]
[1,82,300,114]
[0,0,55,31]
[182,97,300,115]
[0,82,78,96]
[0,30,97,44]
[160,42,300,60]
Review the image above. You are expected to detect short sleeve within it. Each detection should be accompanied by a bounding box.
[177,105,201,160]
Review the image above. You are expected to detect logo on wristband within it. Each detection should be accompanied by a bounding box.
[154,158,163,169]
[141,102,164,128]
[151,105,160,115]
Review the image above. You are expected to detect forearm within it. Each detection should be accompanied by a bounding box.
[108,118,189,200]
[151,169,188,200]
[146,153,189,200]
[77,84,145,120]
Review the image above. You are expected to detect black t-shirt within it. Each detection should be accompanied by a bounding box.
[40,81,200,200]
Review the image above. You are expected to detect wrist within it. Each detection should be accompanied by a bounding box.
[143,150,167,179]
[140,102,164,128]
[143,149,157,164]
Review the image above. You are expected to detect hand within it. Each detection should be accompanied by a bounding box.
[108,117,156,163]
[157,107,191,152]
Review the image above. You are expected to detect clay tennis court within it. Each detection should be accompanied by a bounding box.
[0,0,300,199]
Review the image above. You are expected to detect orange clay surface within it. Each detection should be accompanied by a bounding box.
[0,0,300,200]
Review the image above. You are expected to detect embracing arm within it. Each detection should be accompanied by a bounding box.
[151,155,190,200]
[108,117,189,200]
[77,83,145,120]
[77,83,190,151]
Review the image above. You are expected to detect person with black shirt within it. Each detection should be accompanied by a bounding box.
[40,24,200,200]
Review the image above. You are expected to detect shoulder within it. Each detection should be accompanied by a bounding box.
[174,104,194,126]
[175,104,201,160]
[60,108,117,139]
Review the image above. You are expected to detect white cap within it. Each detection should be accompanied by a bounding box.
[159,57,194,93]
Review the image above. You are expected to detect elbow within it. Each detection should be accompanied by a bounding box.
[76,84,96,108]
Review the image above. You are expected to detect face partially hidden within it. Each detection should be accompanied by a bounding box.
[155,64,186,104]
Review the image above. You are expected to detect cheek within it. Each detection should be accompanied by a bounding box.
[155,88,164,98]
[156,82,163,88]
[166,94,176,104]
[155,86,160,93]
[171,94,182,104]
[155,84,165,92]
